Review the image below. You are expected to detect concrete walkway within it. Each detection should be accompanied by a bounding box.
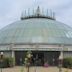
[1,66,72,72]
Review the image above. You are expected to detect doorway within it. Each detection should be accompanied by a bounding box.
[44,51,60,66]
[15,51,60,66]
[15,51,26,65]
[31,51,44,66]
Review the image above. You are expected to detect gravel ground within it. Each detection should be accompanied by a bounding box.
[1,66,72,72]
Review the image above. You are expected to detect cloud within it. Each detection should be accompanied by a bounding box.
[30,0,71,8]
[0,0,72,29]
[56,7,72,27]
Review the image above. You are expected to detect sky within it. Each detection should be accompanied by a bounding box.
[0,0,72,29]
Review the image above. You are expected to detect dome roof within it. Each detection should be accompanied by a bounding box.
[0,18,72,45]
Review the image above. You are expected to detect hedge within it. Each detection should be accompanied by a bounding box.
[0,57,14,68]
[63,57,72,68]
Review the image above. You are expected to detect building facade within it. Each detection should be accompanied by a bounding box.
[0,7,72,66]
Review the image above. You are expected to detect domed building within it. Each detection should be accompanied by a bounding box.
[0,7,72,66]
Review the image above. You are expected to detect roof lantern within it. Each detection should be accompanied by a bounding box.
[21,6,55,20]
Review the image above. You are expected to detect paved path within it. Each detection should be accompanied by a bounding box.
[0,66,72,72]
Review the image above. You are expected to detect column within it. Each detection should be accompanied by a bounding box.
[59,51,63,61]
[12,50,15,66]
[12,50,15,58]
[59,51,63,72]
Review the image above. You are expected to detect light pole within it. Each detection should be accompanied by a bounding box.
[0,52,3,72]
[58,51,63,72]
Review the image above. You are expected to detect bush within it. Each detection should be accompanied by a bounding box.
[8,57,14,67]
[63,57,72,68]
[0,57,14,68]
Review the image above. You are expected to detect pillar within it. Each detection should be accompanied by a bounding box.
[59,51,63,60]
[12,50,15,58]
[58,51,63,72]
[12,50,15,66]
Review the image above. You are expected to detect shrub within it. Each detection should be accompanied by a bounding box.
[63,57,72,68]
[0,57,9,68]
[0,57,14,68]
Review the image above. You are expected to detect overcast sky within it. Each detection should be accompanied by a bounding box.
[0,0,72,29]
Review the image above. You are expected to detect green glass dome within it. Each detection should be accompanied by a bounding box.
[0,18,72,44]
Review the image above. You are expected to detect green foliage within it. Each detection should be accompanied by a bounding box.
[8,57,14,67]
[0,57,14,68]
[24,51,32,66]
[63,57,72,68]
